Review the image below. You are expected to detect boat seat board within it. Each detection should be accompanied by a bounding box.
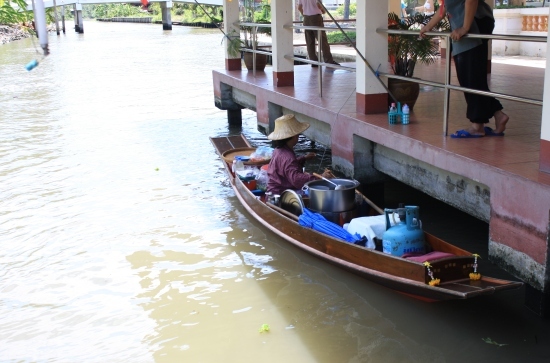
[210,135,252,158]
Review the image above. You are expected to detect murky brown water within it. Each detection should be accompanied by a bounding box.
[1,21,549,363]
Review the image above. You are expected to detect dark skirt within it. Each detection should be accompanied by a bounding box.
[453,16,503,124]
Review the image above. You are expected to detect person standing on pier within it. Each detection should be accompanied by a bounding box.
[297,0,340,67]
[420,0,509,138]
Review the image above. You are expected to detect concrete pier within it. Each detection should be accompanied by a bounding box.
[213,59,550,315]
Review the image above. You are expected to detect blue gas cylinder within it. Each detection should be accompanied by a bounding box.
[382,206,425,256]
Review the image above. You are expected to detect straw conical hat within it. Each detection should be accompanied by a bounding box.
[267,114,310,140]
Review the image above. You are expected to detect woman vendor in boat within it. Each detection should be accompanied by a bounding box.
[266,114,333,195]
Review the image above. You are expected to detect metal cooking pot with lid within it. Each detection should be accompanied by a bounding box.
[303,178,359,213]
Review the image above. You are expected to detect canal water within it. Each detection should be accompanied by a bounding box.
[1,21,549,363]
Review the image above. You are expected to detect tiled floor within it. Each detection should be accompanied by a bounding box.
[227,57,550,186]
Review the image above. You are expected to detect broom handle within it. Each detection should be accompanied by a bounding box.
[355,190,384,215]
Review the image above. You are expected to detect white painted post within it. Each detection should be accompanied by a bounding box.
[271,0,293,71]
[271,0,294,86]
[223,0,240,68]
[31,0,49,54]
[74,3,83,34]
[160,1,173,31]
[355,0,390,113]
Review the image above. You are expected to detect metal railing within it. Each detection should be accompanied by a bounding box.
[237,22,273,77]
[234,21,546,135]
[242,16,395,99]
[238,21,356,88]
[379,28,546,135]
[284,24,356,97]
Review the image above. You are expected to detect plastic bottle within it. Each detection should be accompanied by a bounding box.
[235,156,245,171]
[388,103,398,124]
[402,104,410,124]
[25,59,39,71]
[232,160,237,173]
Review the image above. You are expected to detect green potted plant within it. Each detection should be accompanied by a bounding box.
[387,11,449,109]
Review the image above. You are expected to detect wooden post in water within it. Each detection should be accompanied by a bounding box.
[53,0,60,35]
[61,5,66,33]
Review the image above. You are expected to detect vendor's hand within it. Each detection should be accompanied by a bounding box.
[304,152,316,160]
[322,169,336,179]
[419,25,431,38]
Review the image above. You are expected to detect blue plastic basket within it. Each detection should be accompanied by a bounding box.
[388,112,398,124]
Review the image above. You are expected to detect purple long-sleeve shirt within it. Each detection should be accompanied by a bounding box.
[266,145,316,195]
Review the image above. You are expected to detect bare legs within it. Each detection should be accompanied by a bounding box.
[458,110,509,137]
[493,110,509,134]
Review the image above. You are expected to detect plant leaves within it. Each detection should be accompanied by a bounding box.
[388,11,450,77]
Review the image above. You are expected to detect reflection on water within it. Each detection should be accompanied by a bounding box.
[1,21,549,363]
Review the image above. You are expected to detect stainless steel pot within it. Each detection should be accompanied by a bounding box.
[304,178,360,212]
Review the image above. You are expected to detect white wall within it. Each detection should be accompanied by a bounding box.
[493,8,549,57]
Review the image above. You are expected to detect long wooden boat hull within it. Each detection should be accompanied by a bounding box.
[211,135,523,302]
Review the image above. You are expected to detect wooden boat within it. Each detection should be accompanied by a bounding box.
[211,134,523,301]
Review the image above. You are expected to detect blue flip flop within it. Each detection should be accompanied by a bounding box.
[450,130,484,138]
[484,126,505,137]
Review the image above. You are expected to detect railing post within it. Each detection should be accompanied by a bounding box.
[253,26,257,77]
[317,28,322,97]
[443,34,451,136]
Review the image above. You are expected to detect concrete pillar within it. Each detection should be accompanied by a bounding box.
[271,0,294,87]
[227,109,242,126]
[355,0,389,114]
[267,103,283,135]
[74,3,83,34]
[215,83,244,127]
[160,1,172,31]
[540,36,550,173]
[223,0,241,70]
[352,135,386,184]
